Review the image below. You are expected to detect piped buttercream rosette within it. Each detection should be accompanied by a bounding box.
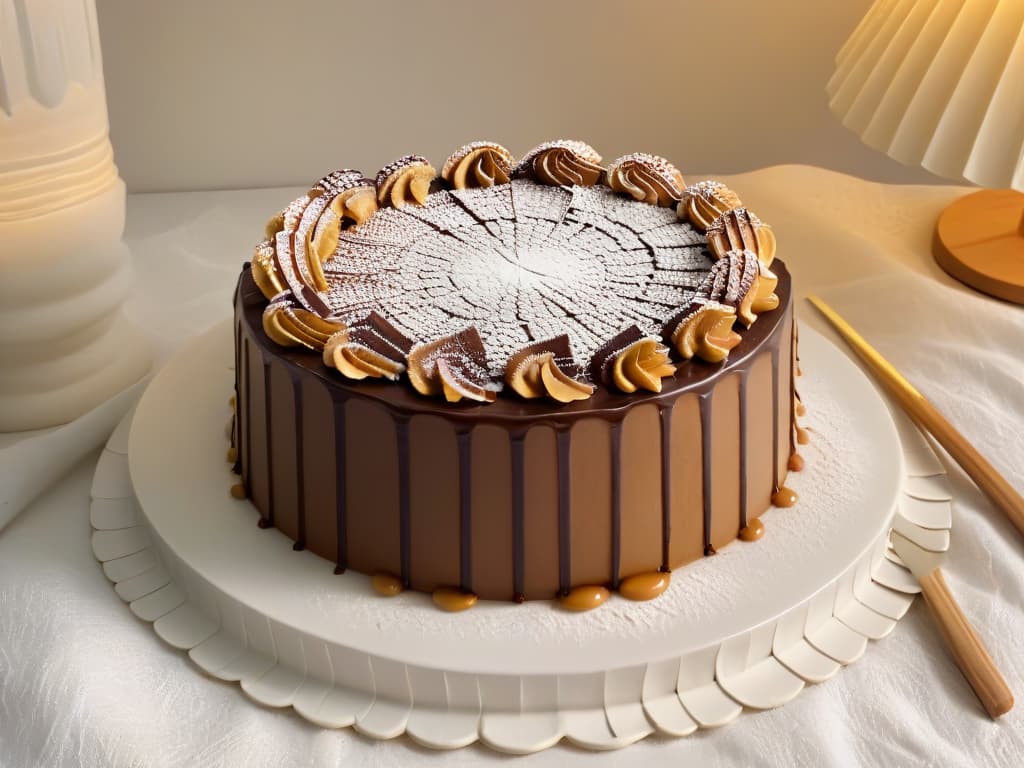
[513,140,604,187]
[679,180,743,230]
[606,153,686,206]
[376,155,436,209]
[247,140,785,403]
[441,141,514,190]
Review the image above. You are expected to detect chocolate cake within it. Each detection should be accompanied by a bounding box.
[230,140,800,611]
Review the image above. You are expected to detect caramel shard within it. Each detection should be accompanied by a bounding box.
[679,180,743,230]
[590,326,677,394]
[513,140,604,187]
[441,141,514,190]
[407,327,501,403]
[707,208,776,266]
[668,301,741,363]
[323,311,412,381]
[376,155,436,208]
[262,293,345,350]
[606,153,685,206]
[505,335,594,403]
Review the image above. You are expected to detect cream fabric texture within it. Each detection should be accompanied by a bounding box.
[1,167,1022,766]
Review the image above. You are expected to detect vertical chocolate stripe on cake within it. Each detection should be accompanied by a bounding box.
[510,429,527,601]
[738,369,750,529]
[242,339,251,486]
[397,417,411,587]
[610,420,623,589]
[457,428,473,593]
[260,361,274,528]
[659,404,674,570]
[699,393,715,556]
[556,427,571,596]
[332,393,348,573]
[233,321,244,475]
[291,371,306,550]
[770,347,780,493]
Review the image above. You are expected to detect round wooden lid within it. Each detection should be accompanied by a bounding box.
[933,189,1024,305]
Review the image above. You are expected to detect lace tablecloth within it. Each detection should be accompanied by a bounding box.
[1,166,1022,767]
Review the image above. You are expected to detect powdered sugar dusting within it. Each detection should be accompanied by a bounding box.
[322,179,713,373]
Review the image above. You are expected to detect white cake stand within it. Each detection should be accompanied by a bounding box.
[89,322,952,754]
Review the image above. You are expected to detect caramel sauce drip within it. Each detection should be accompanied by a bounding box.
[559,585,610,612]
[432,588,478,612]
[796,426,811,445]
[229,483,246,500]
[796,400,807,417]
[771,487,799,508]
[788,453,805,472]
[619,571,671,602]
[738,517,765,542]
[226,447,237,464]
[371,573,404,597]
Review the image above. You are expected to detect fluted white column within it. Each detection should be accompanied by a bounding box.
[0,0,149,431]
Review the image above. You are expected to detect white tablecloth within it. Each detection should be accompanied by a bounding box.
[2,166,1022,767]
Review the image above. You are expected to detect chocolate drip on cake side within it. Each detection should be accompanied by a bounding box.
[396,417,412,588]
[770,347,780,494]
[510,429,527,602]
[609,419,623,590]
[331,392,349,574]
[259,361,274,529]
[556,427,572,597]
[456,427,473,594]
[242,336,252,485]
[658,404,674,571]
[699,392,715,556]
[290,371,307,551]
[738,368,749,529]
[232,320,244,475]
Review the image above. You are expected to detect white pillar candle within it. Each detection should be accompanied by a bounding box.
[0,0,149,431]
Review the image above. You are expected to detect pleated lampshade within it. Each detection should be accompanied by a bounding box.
[828,0,1024,303]
[828,0,1024,190]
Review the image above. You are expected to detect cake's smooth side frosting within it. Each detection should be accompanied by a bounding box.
[232,263,794,602]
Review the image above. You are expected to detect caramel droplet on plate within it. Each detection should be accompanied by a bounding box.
[739,517,765,541]
[796,401,807,417]
[371,573,404,597]
[229,483,246,500]
[788,453,805,472]
[772,486,799,508]
[796,426,811,445]
[432,588,478,612]
[618,571,671,602]
[229,394,236,408]
[226,446,238,464]
[559,585,610,612]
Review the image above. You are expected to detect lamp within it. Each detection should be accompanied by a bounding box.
[827,0,1024,304]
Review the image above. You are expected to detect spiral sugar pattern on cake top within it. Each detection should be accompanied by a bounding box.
[248,140,782,403]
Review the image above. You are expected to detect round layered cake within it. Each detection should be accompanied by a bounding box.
[231,140,800,609]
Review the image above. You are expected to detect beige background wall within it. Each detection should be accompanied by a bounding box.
[96,0,942,193]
